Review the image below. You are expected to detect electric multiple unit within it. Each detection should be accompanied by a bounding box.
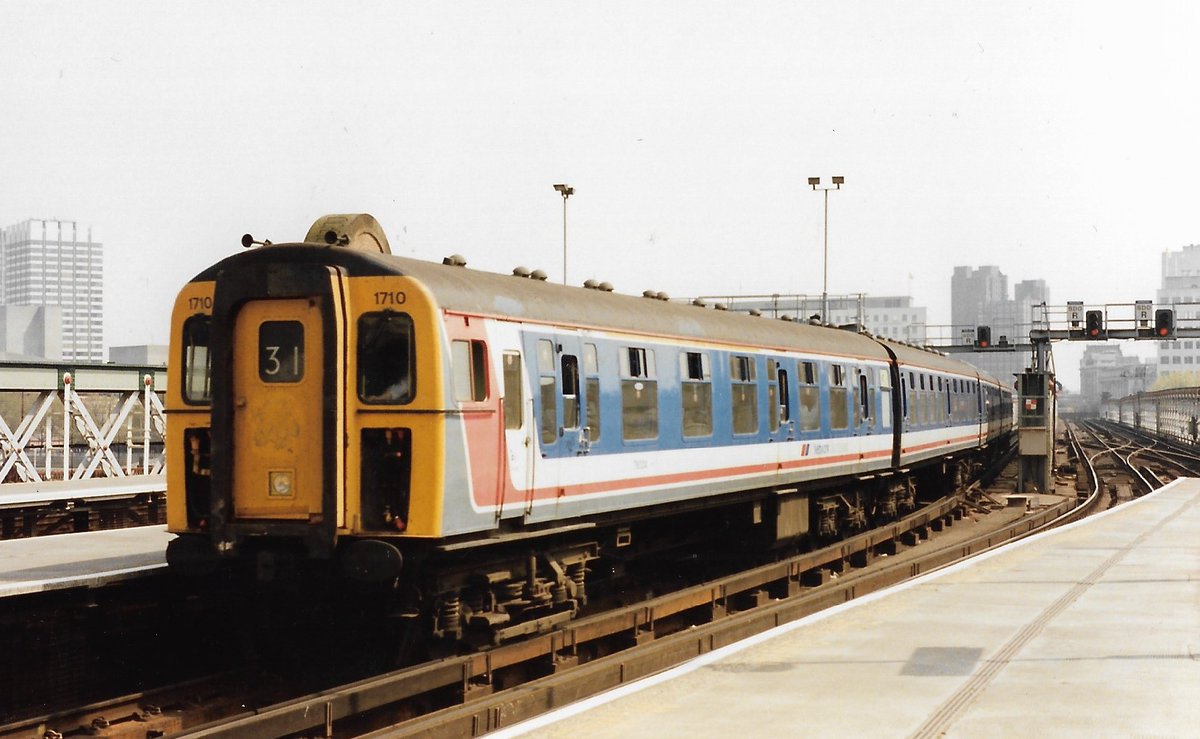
[166,214,1013,640]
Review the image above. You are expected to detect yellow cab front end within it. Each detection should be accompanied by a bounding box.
[166,214,446,581]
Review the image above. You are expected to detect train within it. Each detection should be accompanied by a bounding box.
[165,213,1014,643]
[1101,388,1200,444]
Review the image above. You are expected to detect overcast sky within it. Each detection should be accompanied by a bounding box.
[3,1,1197,390]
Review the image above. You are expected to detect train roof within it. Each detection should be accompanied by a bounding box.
[881,339,1006,385]
[194,214,1002,381]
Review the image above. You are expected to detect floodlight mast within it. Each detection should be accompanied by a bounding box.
[808,176,844,322]
[553,184,575,285]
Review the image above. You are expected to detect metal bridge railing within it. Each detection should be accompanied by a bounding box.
[0,362,166,483]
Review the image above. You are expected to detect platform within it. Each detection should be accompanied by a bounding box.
[0,524,170,598]
[500,478,1200,737]
[0,474,164,508]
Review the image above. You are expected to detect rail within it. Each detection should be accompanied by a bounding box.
[169,489,1073,738]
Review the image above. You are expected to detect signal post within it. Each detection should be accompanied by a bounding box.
[936,302,1180,495]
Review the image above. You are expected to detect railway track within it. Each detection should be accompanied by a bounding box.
[8,442,1109,739]
[14,421,1185,739]
[1072,418,1200,502]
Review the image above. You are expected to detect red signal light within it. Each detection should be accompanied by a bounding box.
[1155,308,1174,337]
[974,325,991,348]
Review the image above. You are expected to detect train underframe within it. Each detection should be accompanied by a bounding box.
[401,446,998,651]
[174,442,1005,660]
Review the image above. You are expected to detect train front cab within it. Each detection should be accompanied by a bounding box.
[166,220,451,580]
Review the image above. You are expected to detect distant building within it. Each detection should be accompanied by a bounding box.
[950,266,1050,384]
[1079,345,1155,412]
[0,219,103,362]
[700,293,928,343]
[109,344,168,365]
[0,305,62,360]
[1157,244,1200,379]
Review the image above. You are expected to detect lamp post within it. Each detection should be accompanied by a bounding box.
[553,183,575,285]
[807,176,844,322]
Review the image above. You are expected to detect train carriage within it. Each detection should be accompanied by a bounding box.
[166,214,1013,641]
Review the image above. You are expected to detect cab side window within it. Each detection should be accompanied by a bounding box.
[357,312,415,404]
[182,315,212,404]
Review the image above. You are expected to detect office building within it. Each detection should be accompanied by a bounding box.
[951,266,1050,384]
[1156,244,1200,380]
[0,218,103,361]
[706,293,928,344]
[1078,345,1155,412]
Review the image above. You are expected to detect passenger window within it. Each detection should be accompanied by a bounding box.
[681,351,713,438]
[584,343,599,375]
[829,364,849,430]
[451,340,488,402]
[622,346,658,440]
[502,352,523,430]
[731,355,756,382]
[627,347,654,378]
[358,312,415,403]
[731,355,758,435]
[182,315,212,404]
[537,339,555,372]
[682,350,710,381]
[799,361,821,432]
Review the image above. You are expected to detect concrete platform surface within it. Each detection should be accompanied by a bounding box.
[0,525,170,597]
[499,478,1200,738]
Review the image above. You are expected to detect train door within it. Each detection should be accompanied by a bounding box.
[852,366,873,435]
[231,298,327,520]
[556,334,589,457]
[528,333,588,458]
[444,316,505,520]
[524,332,587,521]
[500,350,531,521]
[768,359,793,443]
